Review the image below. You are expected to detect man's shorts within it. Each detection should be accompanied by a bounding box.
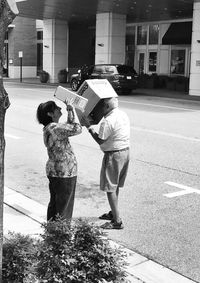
[100,148,130,192]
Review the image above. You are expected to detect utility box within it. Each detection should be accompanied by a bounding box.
[76,79,118,124]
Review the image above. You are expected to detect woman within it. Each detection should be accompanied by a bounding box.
[36,100,82,221]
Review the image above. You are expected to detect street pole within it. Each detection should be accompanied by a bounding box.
[19,51,23,82]
[20,57,22,82]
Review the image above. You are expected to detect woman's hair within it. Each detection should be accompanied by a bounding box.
[36,100,57,126]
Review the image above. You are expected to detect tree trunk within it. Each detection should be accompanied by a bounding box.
[0,0,18,280]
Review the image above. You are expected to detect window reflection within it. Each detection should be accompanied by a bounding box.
[149,52,157,72]
[125,26,135,66]
[171,50,185,75]
[137,26,147,45]
[149,25,159,45]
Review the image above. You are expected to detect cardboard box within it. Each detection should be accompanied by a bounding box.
[76,79,118,124]
[54,86,88,112]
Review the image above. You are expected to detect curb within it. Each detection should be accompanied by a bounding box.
[4,186,197,283]
[3,78,200,102]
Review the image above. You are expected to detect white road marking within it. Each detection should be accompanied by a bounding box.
[5,133,21,139]
[120,99,200,112]
[133,126,200,142]
[164,181,200,198]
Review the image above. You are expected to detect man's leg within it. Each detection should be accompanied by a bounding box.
[107,189,121,223]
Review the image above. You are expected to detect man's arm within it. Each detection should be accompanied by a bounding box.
[81,115,106,145]
[88,127,105,145]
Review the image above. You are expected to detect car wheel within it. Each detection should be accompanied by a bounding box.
[71,79,79,91]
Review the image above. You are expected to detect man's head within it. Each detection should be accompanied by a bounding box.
[102,97,118,116]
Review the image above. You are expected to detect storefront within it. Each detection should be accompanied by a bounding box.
[9,0,200,95]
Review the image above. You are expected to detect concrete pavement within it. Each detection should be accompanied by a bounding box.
[3,186,197,283]
[3,78,200,282]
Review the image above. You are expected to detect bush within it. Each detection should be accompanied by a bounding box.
[58,69,68,83]
[2,232,38,283]
[39,70,49,83]
[2,217,129,282]
[73,219,127,283]
[36,217,128,283]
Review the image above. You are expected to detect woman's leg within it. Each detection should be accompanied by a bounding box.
[47,177,57,221]
[56,176,77,221]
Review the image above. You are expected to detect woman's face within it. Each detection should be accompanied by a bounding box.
[51,105,62,122]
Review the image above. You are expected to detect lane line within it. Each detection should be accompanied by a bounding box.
[133,126,200,142]
[164,181,200,198]
[5,133,21,139]
[120,99,200,112]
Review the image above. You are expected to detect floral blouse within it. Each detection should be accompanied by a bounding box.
[43,122,82,178]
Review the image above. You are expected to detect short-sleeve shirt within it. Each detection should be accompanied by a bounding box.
[43,122,82,178]
[98,108,130,152]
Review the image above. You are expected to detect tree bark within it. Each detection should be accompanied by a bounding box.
[0,0,18,279]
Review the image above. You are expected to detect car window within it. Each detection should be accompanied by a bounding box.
[104,66,116,74]
[94,66,105,74]
[117,65,137,74]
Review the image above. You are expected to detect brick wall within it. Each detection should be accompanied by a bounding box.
[8,17,37,67]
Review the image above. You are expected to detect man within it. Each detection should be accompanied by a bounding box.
[84,97,130,229]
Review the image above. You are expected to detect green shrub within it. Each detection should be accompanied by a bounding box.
[72,219,128,283]
[2,232,38,283]
[3,218,129,283]
[36,217,128,283]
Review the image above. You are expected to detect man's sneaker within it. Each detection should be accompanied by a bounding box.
[100,220,124,230]
[99,211,113,220]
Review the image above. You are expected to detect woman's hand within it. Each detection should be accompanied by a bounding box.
[65,99,75,123]
[65,99,74,111]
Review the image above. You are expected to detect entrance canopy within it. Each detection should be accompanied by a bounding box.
[162,22,192,45]
[16,0,193,24]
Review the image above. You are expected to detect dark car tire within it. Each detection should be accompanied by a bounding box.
[71,79,79,91]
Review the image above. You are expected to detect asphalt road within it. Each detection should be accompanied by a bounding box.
[4,82,200,282]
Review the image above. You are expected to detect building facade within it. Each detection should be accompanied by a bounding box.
[5,0,200,96]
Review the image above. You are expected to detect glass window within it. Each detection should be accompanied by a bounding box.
[105,66,116,73]
[94,66,104,73]
[37,31,43,40]
[126,26,135,51]
[137,26,147,45]
[125,26,136,66]
[4,31,8,41]
[149,52,157,72]
[117,65,136,74]
[139,53,145,74]
[149,25,159,45]
[170,50,185,75]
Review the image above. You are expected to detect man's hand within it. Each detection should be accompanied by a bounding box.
[81,115,91,128]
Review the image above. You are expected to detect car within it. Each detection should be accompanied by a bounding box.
[70,64,138,94]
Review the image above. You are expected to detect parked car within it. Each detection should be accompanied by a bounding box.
[70,64,138,94]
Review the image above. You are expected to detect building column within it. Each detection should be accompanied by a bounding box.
[95,13,126,64]
[190,0,200,96]
[43,19,68,83]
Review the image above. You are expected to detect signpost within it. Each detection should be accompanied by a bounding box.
[18,51,23,82]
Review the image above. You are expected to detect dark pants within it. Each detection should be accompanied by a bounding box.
[47,176,77,222]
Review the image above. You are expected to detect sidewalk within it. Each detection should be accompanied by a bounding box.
[3,186,197,283]
[3,76,200,101]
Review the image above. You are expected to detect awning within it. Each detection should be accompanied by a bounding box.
[162,22,192,45]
